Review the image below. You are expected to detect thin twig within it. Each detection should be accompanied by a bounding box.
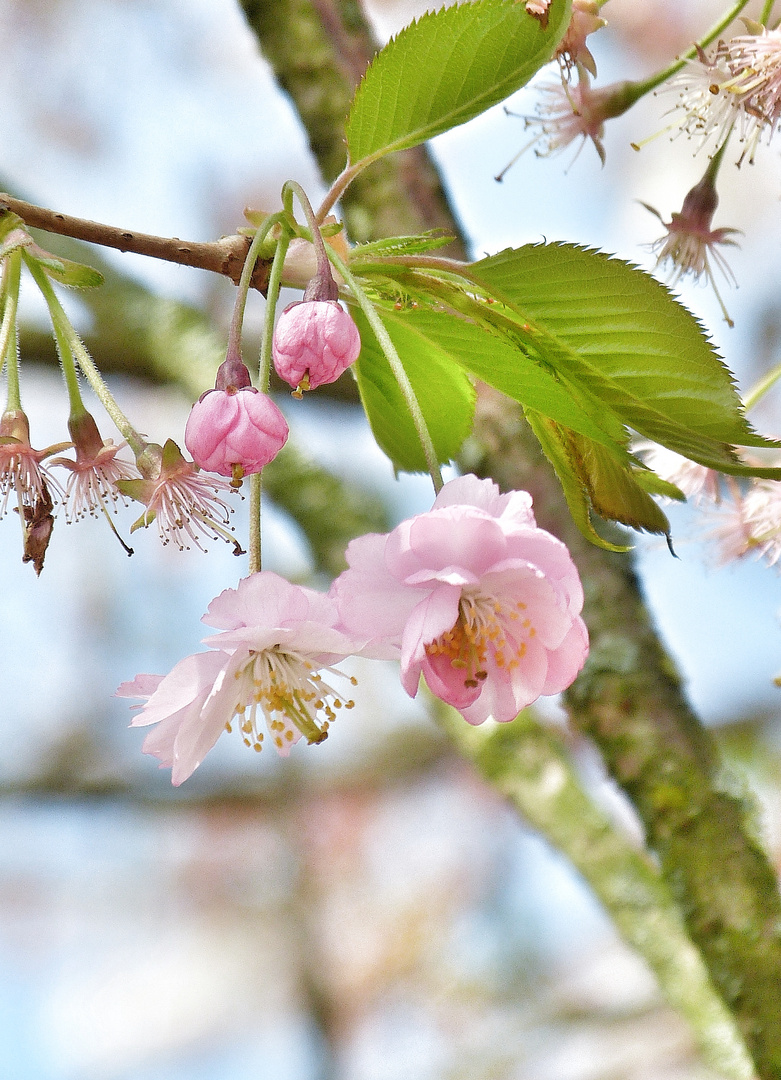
[0,193,271,291]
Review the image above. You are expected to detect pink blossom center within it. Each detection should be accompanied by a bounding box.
[225,648,357,754]
[426,590,535,689]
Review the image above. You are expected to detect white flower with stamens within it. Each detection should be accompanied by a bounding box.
[117,572,381,785]
[117,439,241,553]
[664,30,781,163]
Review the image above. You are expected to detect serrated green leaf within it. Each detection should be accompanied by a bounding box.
[346,0,570,166]
[472,243,781,477]
[351,306,475,472]
[525,411,631,552]
[562,429,672,535]
[383,306,633,452]
[351,231,456,258]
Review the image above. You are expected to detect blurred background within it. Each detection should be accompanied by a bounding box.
[0,1,780,1077]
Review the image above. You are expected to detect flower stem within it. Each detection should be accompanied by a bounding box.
[314,161,366,227]
[25,253,146,457]
[326,247,444,494]
[227,212,286,364]
[248,472,262,575]
[760,0,776,25]
[283,181,335,289]
[623,0,752,102]
[743,362,781,412]
[0,250,22,409]
[247,213,293,574]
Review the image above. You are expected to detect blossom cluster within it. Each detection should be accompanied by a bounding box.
[119,475,590,784]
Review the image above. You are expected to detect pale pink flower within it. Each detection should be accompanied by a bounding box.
[185,358,288,483]
[331,475,589,725]
[49,410,137,522]
[664,31,781,163]
[717,480,781,567]
[272,300,362,395]
[118,571,371,785]
[117,439,240,553]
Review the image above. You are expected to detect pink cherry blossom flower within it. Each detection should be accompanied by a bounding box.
[331,475,589,725]
[49,409,137,522]
[272,300,361,395]
[117,439,241,553]
[705,479,781,568]
[117,571,372,785]
[185,358,288,484]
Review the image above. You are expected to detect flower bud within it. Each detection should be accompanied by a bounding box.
[185,360,289,484]
[272,301,361,395]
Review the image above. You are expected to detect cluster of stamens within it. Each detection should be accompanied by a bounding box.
[426,591,536,689]
[225,648,357,754]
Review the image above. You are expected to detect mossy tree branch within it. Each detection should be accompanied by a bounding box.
[238,4,781,1075]
[238,0,468,256]
[468,390,781,1077]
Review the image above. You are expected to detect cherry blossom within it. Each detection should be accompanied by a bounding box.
[331,475,588,725]
[272,300,362,395]
[118,571,375,785]
[50,409,137,522]
[185,358,289,484]
[664,30,781,164]
[117,439,240,553]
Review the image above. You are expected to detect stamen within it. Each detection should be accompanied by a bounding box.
[425,589,537,691]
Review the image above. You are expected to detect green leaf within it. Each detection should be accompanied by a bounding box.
[33,251,104,288]
[386,306,630,451]
[472,243,781,477]
[525,412,631,552]
[351,306,475,472]
[346,0,570,166]
[351,230,457,258]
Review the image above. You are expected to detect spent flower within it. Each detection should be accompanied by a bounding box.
[664,30,781,163]
[641,153,740,327]
[0,408,66,519]
[556,0,607,77]
[331,475,589,725]
[118,571,372,784]
[50,409,137,522]
[117,438,241,553]
[497,72,635,175]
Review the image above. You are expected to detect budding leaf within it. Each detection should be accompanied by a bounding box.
[346,0,570,167]
[472,243,781,478]
[351,306,475,473]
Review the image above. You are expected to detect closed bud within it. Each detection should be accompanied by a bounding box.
[272,300,361,396]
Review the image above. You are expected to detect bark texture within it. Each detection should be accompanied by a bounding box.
[241,3,781,1074]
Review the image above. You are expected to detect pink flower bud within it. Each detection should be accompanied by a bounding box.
[272,300,361,394]
[184,387,288,483]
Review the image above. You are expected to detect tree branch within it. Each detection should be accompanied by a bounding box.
[0,193,271,291]
[469,389,781,1078]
